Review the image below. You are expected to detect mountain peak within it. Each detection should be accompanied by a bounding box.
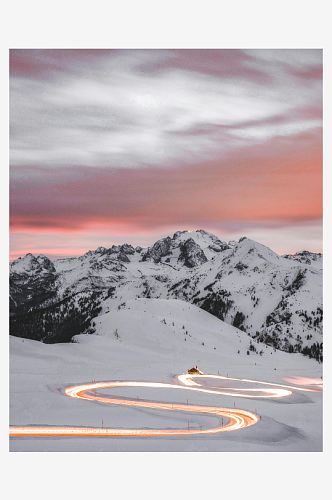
[10,252,56,274]
[172,230,189,239]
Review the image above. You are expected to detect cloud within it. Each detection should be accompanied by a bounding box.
[243,49,322,71]
[10,128,322,233]
[135,49,272,82]
[9,49,116,79]
[10,49,322,171]
[9,49,323,259]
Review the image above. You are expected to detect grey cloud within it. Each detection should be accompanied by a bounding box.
[244,49,322,70]
[10,49,322,171]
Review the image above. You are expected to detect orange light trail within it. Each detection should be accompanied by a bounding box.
[10,378,260,438]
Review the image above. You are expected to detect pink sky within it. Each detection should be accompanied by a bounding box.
[9,49,323,261]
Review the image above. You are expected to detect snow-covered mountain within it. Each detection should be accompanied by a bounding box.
[9,230,323,361]
[282,250,323,270]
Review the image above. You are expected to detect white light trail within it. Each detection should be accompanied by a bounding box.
[177,374,292,398]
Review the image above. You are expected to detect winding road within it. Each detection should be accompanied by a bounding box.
[10,373,321,438]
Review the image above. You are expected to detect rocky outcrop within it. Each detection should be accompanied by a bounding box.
[141,237,172,263]
[178,238,208,268]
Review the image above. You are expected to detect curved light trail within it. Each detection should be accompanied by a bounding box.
[10,378,260,438]
[11,373,320,438]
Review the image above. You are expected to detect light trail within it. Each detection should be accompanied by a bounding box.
[10,379,260,438]
[178,374,323,396]
[177,374,292,398]
[281,376,323,389]
[10,372,322,438]
[12,372,320,439]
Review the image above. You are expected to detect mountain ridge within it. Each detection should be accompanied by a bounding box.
[9,230,323,362]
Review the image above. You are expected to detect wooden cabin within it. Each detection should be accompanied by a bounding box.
[188,365,203,375]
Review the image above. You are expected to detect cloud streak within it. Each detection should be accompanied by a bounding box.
[10,128,322,228]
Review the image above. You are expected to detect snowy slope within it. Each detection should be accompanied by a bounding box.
[9,298,323,452]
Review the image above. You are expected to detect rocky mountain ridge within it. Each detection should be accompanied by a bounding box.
[9,230,323,362]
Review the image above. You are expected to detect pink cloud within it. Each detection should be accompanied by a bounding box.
[10,128,322,235]
[9,49,116,78]
[139,49,272,83]
[288,65,323,80]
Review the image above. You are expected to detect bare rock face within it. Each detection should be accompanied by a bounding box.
[141,237,172,263]
[120,244,135,255]
[208,242,230,252]
[117,250,130,263]
[104,244,135,262]
[178,238,208,268]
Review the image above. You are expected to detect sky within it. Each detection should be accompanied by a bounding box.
[9,49,323,261]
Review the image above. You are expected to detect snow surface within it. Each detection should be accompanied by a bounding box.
[10,298,322,452]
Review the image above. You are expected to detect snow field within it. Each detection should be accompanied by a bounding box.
[10,298,322,452]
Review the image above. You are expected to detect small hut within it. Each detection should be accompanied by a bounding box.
[188,365,203,375]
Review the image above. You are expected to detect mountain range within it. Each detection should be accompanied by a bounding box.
[9,229,323,361]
